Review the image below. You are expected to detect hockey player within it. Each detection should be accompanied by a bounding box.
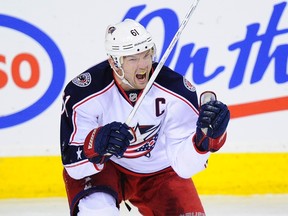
[60,19,230,215]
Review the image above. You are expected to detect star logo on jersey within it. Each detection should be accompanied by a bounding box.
[123,123,161,158]
[76,147,82,160]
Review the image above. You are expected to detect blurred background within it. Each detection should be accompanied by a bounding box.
[0,0,287,214]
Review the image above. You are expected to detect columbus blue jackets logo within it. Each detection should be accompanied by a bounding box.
[72,72,91,87]
[124,123,161,158]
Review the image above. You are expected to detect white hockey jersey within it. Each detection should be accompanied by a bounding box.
[60,60,210,180]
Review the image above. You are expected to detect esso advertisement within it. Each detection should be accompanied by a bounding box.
[0,15,65,128]
[0,0,287,156]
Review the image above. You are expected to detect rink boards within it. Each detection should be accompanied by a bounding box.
[0,153,287,198]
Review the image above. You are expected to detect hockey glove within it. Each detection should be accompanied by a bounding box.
[84,122,133,164]
[194,100,230,152]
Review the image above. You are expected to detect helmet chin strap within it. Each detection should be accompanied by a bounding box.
[112,66,135,89]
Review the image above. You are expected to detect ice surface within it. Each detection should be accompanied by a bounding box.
[0,195,287,216]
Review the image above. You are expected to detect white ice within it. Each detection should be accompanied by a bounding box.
[0,195,287,215]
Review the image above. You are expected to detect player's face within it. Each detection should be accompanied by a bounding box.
[122,49,153,90]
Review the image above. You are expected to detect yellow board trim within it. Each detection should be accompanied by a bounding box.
[193,153,288,195]
[0,156,66,199]
[0,153,287,199]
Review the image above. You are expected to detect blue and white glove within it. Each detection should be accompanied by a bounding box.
[84,122,133,164]
[194,100,230,152]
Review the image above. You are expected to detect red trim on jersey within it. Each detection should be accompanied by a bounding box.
[113,75,133,106]
[113,72,145,107]
[153,83,199,114]
[65,158,104,172]
[70,81,115,144]
[65,159,89,168]
[68,141,83,145]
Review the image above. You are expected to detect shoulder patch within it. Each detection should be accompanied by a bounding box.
[72,72,91,87]
[183,77,196,92]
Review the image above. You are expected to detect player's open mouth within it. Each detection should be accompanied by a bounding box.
[136,71,147,81]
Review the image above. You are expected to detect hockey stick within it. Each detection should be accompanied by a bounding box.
[125,0,201,125]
